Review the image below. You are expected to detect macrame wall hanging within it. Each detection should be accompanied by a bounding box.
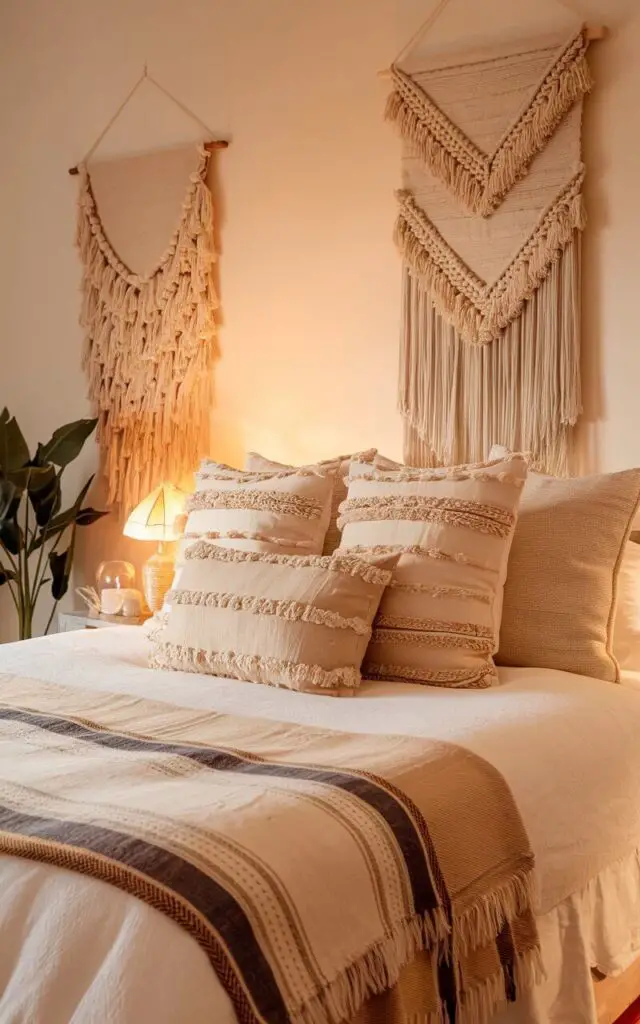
[384,3,603,473]
[70,66,228,513]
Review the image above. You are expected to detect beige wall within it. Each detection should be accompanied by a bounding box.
[0,0,638,639]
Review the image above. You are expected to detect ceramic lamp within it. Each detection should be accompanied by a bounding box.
[123,483,186,613]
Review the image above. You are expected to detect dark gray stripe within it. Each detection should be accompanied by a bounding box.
[0,804,283,1024]
[0,706,440,919]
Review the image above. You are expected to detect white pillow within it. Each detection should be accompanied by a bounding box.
[614,541,640,671]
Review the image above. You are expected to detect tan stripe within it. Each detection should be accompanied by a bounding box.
[183,532,314,549]
[150,644,360,692]
[170,591,372,636]
[187,489,324,520]
[341,544,498,574]
[363,662,495,687]
[338,496,513,537]
[375,615,493,639]
[388,582,491,604]
[351,469,524,487]
[184,541,394,584]
[370,628,494,653]
[196,468,321,482]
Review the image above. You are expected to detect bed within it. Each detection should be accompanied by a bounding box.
[1,625,640,1024]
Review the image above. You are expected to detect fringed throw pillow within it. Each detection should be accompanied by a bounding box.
[245,450,377,554]
[150,544,398,695]
[187,461,334,555]
[338,455,528,688]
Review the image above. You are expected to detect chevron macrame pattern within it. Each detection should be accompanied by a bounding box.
[387,28,591,474]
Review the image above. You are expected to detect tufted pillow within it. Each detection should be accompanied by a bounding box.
[150,543,398,695]
[245,450,377,554]
[338,454,528,687]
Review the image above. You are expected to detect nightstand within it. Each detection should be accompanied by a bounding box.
[57,610,151,632]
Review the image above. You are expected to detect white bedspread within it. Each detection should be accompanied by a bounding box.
[2,627,640,1024]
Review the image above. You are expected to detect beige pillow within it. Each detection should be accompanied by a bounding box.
[490,451,640,681]
[613,541,640,672]
[245,450,377,555]
[187,461,334,555]
[150,543,398,695]
[338,454,528,687]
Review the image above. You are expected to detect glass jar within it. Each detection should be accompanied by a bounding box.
[96,560,136,615]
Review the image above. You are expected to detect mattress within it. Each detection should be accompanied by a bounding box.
[1,626,640,1024]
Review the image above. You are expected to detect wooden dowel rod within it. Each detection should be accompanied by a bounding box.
[377,22,606,78]
[68,138,229,176]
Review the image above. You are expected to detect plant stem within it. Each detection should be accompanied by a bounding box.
[23,496,31,636]
[44,601,58,636]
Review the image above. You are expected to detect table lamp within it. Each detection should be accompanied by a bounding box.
[123,482,186,612]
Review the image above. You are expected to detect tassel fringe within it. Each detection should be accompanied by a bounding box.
[386,28,591,218]
[399,227,582,474]
[76,145,218,513]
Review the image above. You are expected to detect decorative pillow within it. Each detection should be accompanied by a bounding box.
[187,461,334,555]
[245,450,377,554]
[338,454,528,687]
[490,446,640,682]
[150,543,398,695]
[613,540,640,672]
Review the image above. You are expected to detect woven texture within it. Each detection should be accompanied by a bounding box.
[338,454,528,687]
[77,145,218,512]
[246,450,377,554]
[0,675,541,1024]
[152,543,398,694]
[387,29,591,474]
[490,448,640,682]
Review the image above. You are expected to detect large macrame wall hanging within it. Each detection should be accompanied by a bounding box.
[385,11,598,473]
[71,66,227,513]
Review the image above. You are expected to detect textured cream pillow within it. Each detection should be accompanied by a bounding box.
[490,451,640,681]
[150,544,398,695]
[245,450,377,554]
[338,455,528,687]
[187,461,334,555]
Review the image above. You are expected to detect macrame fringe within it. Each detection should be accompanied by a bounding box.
[395,173,585,346]
[363,661,496,687]
[183,540,395,585]
[386,28,591,218]
[400,230,582,474]
[168,590,372,635]
[149,643,361,693]
[77,145,218,513]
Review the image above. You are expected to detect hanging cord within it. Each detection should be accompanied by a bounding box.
[68,63,228,175]
[378,0,605,78]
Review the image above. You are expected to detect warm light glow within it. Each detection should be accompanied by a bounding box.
[123,482,186,543]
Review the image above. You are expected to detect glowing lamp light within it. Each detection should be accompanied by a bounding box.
[123,482,186,612]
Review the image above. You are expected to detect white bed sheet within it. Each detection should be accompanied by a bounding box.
[1,627,640,1024]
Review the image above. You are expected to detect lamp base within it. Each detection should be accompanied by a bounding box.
[143,544,175,613]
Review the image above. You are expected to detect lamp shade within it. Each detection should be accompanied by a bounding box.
[123,482,186,543]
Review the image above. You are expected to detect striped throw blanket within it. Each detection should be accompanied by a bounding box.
[0,676,542,1024]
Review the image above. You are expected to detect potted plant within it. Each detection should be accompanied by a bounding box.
[0,410,108,640]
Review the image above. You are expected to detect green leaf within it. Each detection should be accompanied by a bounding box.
[0,567,17,586]
[35,418,97,468]
[0,520,23,555]
[0,410,30,473]
[76,507,109,527]
[0,479,15,524]
[27,465,61,527]
[49,549,71,601]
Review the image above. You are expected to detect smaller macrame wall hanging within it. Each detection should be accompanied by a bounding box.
[70,66,228,513]
[384,3,604,474]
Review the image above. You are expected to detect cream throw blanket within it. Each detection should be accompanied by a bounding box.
[0,676,541,1024]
